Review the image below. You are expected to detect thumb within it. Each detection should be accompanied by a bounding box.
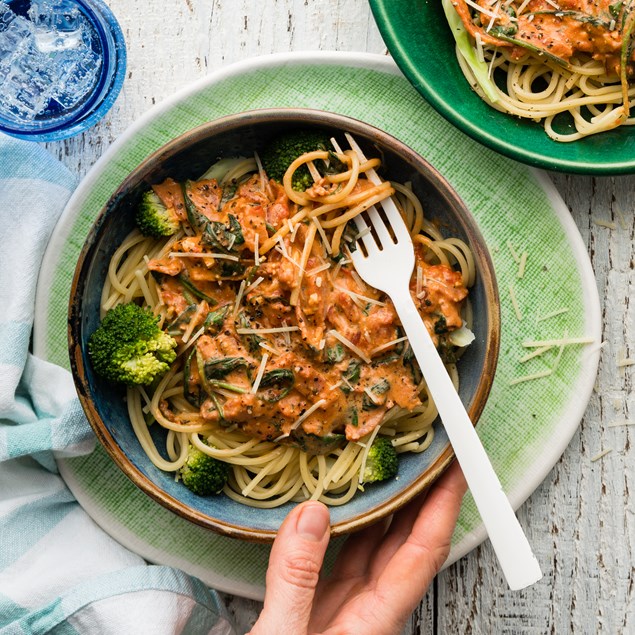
[254,501,330,635]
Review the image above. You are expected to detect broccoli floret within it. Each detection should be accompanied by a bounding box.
[260,129,331,191]
[136,190,180,238]
[88,302,177,386]
[179,444,230,496]
[363,437,398,483]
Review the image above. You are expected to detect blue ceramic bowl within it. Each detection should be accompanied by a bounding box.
[68,108,500,541]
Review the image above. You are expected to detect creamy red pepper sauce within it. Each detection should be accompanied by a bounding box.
[148,174,469,452]
[454,0,632,73]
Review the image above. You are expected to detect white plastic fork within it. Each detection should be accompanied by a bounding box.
[345,135,542,591]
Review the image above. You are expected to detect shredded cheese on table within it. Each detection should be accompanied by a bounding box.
[522,336,595,348]
[590,448,612,462]
[536,308,570,323]
[608,420,635,428]
[508,284,523,321]
[509,369,554,386]
[593,219,617,230]
[517,251,528,278]
[507,239,521,264]
[518,345,553,363]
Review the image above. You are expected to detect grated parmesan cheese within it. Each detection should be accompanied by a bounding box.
[182,303,206,343]
[506,239,521,264]
[290,399,328,430]
[306,262,331,277]
[508,284,523,321]
[517,251,528,278]
[593,219,617,230]
[350,270,368,293]
[464,0,499,18]
[250,353,269,394]
[168,252,240,261]
[509,369,553,386]
[259,341,282,356]
[519,345,554,363]
[522,336,595,348]
[334,284,386,307]
[232,280,247,318]
[236,325,300,335]
[614,206,628,230]
[363,386,381,405]
[536,307,569,323]
[370,336,409,356]
[327,329,371,363]
[254,232,260,266]
[590,448,612,462]
[244,276,264,294]
[176,326,206,357]
[607,420,635,428]
[280,321,292,347]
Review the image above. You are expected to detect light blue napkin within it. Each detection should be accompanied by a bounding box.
[0,134,237,635]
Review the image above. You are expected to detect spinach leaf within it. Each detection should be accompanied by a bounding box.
[202,214,244,254]
[203,304,230,334]
[166,303,198,336]
[325,343,345,363]
[177,273,217,305]
[258,369,295,402]
[182,181,210,233]
[340,359,361,393]
[204,356,249,380]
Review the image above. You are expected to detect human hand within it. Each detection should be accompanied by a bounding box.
[248,462,467,635]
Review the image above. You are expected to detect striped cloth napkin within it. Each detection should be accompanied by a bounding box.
[0,135,236,635]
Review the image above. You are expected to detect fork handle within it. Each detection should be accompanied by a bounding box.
[391,287,542,591]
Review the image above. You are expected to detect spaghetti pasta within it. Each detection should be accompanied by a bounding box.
[99,137,475,508]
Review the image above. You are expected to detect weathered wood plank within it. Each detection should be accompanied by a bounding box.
[42,3,634,634]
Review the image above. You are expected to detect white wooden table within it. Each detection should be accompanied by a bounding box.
[44,2,635,633]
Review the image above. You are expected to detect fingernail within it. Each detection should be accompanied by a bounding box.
[296,503,329,541]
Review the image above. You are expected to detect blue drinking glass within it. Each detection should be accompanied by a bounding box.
[0,0,126,141]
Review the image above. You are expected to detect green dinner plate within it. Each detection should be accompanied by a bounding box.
[370,0,635,174]
[34,52,601,599]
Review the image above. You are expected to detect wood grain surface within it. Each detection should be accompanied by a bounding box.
[44,2,635,633]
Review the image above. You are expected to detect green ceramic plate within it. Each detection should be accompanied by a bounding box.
[34,52,601,599]
[369,0,635,174]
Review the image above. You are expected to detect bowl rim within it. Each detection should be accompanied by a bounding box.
[368,0,635,176]
[68,107,500,542]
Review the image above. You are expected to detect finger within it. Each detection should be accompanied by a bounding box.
[368,466,459,578]
[309,517,392,632]
[374,463,467,615]
[254,501,331,635]
[328,516,391,581]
